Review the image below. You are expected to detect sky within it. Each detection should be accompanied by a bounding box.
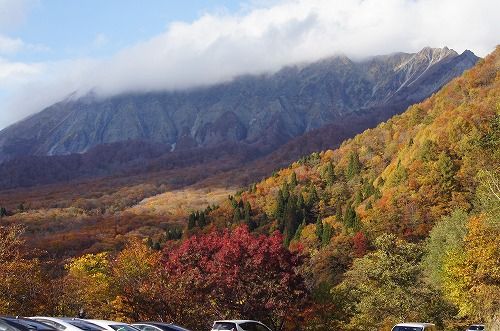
[0,0,498,129]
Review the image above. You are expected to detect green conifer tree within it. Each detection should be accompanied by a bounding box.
[290,172,298,187]
[345,151,362,179]
[321,223,333,247]
[324,161,336,186]
[188,213,196,230]
[315,217,324,241]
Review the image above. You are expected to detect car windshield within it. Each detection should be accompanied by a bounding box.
[65,321,104,331]
[109,325,138,331]
[212,323,237,331]
[146,324,189,331]
[3,319,55,331]
[468,326,485,330]
[239,322,271,331]
[0,320,19,331]
[392,327,423,331]
[32,320,65,331]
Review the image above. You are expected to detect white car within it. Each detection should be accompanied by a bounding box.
[30,318,104,331]
[81,320,139,331]
[466,325,485,331]
[391,323,437,331]
[210,320,272,331]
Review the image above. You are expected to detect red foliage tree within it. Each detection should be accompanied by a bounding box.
[163,225,309,331]
[352,231,368,258]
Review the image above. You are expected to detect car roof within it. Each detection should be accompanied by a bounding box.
[29,318,71,325]
[83,321,126,325]
[394,323,435,327]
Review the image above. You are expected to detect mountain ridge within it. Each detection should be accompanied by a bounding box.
[0,47,478,164]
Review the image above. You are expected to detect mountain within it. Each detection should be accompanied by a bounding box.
[0,47,479,189]
[0,47,477,165]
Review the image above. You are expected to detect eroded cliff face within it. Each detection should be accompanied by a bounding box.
[0,47,478,162]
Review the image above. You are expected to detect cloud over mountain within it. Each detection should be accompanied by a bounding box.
[1,0,499,129]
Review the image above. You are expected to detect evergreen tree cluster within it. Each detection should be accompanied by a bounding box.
[229,195,258,230]
[187,205,217,230]
[274,177,320,246]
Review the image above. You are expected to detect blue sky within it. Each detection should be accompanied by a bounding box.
[0,0,498,129]
[5,0,243,62]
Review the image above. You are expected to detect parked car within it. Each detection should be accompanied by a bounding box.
[0,317,57,331]
[211,320,272,331]
[391,323,437,331]
[132,322,190,331]
[466,325,485,331]
[81,320,139,331]
[30,317,104,331]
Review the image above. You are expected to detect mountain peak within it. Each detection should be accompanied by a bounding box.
[460,49,479,61]
[416,46,458,61]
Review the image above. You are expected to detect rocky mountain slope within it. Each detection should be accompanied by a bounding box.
[0,47,477,165]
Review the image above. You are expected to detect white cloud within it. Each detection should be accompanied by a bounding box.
[0,0,37,30]
[0,56,41,82]
[0,33,47,54]
[1,0,499,129]
[0,34,25,54]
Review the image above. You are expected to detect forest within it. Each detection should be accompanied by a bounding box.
[0,47,499,331]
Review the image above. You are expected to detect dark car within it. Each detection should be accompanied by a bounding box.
[132,322,190,331]
[0,318,57,331]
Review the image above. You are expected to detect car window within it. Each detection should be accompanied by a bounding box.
[0,320,18,331]
[33,321,65,331]
[158,326,188,331]
[212,323,237,331]
[468,326,485,330]
[239,323,255,331]
[392,327,423,331]
[4,319,55,331]
[141,324,188,331]
[135,327,156,331]
[1,320,30,331]
[239,323,270,331]
[109,326,138,331]
[65,321,103,331]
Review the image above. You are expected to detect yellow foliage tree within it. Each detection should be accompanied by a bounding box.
[61,252,113,318]
[0,225,48,315]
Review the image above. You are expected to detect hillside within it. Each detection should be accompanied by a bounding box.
[191,46,499,329]
[222,46,498,240]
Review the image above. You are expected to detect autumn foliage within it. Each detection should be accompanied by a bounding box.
[163,226,308,330]
[0,47,499,329]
